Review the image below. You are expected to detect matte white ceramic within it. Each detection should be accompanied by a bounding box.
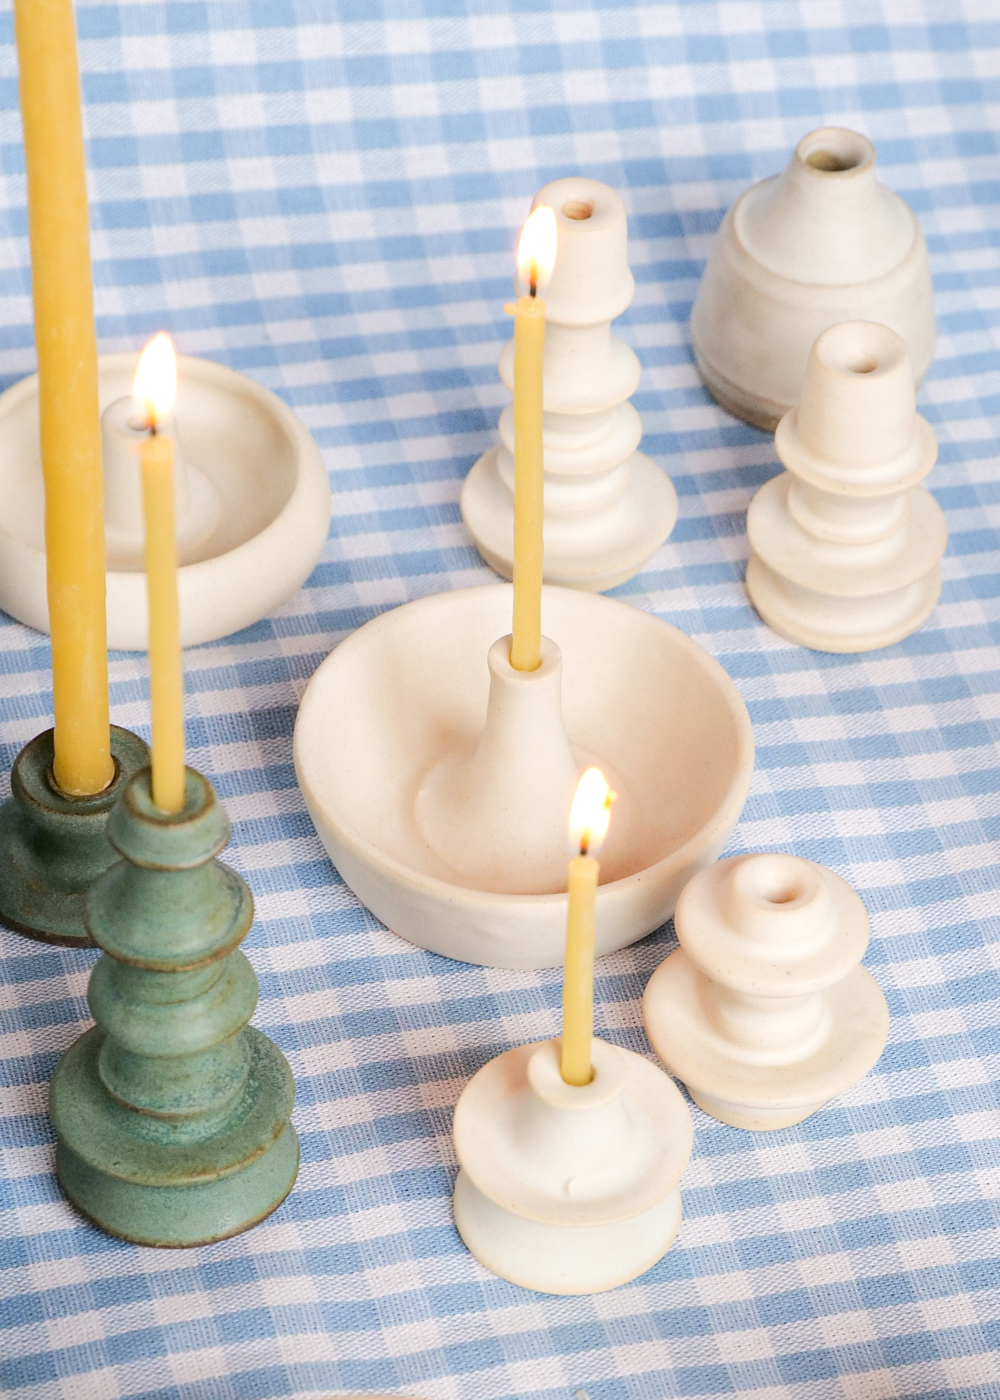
[691,127,936,430]
[462,177,677,591]
[293,584,754,968]
[452,1037,693,1294]
[643,852,889,1130]
[746,320,947,652]
[0,352,331,650]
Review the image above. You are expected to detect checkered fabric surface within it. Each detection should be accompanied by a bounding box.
[2,0,1000,1397]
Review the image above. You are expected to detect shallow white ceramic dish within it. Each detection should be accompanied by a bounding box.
[0,352,331,650]
[293,583,754,969]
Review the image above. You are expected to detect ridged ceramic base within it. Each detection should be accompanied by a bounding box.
[0,726,150,947]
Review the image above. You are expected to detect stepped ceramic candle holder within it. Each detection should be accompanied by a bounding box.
[746,320,947,652]
[643,852,889,1130]
[462,177,678,591]
[691,127,936,431]
[0,725,149,947]
[294,584,754,969]
[452,1036,693,1293]
[0,352,331,649]
[49,765,299,1245]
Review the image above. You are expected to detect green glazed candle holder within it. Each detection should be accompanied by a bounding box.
[0,726,150,948]
[49,765,299,1246]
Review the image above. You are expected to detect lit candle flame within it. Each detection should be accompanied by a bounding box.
[132,332,177,431]
[569,767,615,858]
[516,206,558,296]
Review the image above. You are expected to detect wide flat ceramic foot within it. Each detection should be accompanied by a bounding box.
[643,852,889,1130]
[452,1037,692,1294]
[0,725,150,947]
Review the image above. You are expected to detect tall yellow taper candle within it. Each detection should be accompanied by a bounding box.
[135,334,185,815]
[561,767,615,1086]
[15,0,113,796]
[508,205,557,673]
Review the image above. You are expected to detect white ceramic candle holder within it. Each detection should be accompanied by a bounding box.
[293,584,754,969]
[691,127,936,431]
[452,1036,693,1294]
[746,320,947,653]
[462,177,678,591]
[643,852,889,1130]
[0,352,331,650]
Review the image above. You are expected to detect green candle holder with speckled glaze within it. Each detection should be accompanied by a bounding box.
[49,764,299,1246]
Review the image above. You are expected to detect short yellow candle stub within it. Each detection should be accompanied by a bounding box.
[560,852,599,1087]
[141,430,186,815]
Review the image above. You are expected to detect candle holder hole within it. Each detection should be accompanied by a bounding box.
[762,882,801,905]
[805,149,860,172]
[562,200,594,220]
[847,357,879,374]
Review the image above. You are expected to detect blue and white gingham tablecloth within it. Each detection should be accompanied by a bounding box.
[2,2,999,1397]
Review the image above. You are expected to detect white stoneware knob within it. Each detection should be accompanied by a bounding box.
[691,127,936,430]
[452,1037,693,1294]
[643,852,889,1130]
[745,320,947,652]
[462,176,677,591]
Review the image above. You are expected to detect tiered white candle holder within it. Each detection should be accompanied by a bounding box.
[0,352,331,650]
[452,1037,693,1294]
[691,127,936,431]
[746,320,947,652]
[461,177,678,591]
[293,584,754,969]
[643,852,890,1130]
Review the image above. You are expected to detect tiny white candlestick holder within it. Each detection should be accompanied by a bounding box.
[293,583,754,969]
[452,1037,693,1294]
[461,176,678,591]
[0,351,331,650]
[746,320,947,653]
[643,852,889,1130]
[691,127,936,431]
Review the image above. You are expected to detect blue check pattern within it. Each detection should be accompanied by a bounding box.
[2,1,1000,1397]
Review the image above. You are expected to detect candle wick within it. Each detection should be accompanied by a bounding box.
[529,261,538,298]
[579,835,589,857]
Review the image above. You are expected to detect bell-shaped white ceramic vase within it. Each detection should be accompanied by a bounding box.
[643,852,889,1130]
[452,1037,693,1294]
[691,127,936,431]
[462,177,677,590]
[745,320,947,652]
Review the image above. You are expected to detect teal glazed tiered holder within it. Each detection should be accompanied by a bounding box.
[49,765,299,1246]
[0,726,150,947]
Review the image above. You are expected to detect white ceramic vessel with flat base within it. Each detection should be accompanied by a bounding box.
[691,127,935,431]
[452,1037,693,1294]
[643,852,889,1130]
[0,352,331,649]
[293,584,754,969]
[462,177,677,591]
[746,320,947,653]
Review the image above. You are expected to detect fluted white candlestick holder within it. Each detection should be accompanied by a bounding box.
[643,852,889,1130]
[452,1037,693,1294]
[462,177,678,591]
[0,352,331,649]
[293,584,754,969]
[746,320,947,653]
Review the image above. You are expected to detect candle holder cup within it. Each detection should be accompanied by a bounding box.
[0,725,149,947]
[49,764,299,1245]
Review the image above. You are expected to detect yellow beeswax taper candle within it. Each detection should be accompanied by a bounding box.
[15,0,113,796]
[561,767,615,1086]
[135,334,185,814]
[508,206,557,673]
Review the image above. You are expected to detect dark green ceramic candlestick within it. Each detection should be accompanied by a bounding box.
[49,764,299,1246]
[0,726,150,947]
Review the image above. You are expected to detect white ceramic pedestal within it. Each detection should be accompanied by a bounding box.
[462,177,677,591]
[746,320,947,653]
[293,584,754,969]
[0,352,331,649]
[452,1037,693,1294]
[691,127,936,431]
[643,852,889,1130]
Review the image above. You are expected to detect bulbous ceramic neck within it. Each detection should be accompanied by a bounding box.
[736,127,915,286]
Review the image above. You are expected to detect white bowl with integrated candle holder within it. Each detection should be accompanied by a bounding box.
[0,352,331,650]
[452,1036,694,1293]
[293,583,755,969]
